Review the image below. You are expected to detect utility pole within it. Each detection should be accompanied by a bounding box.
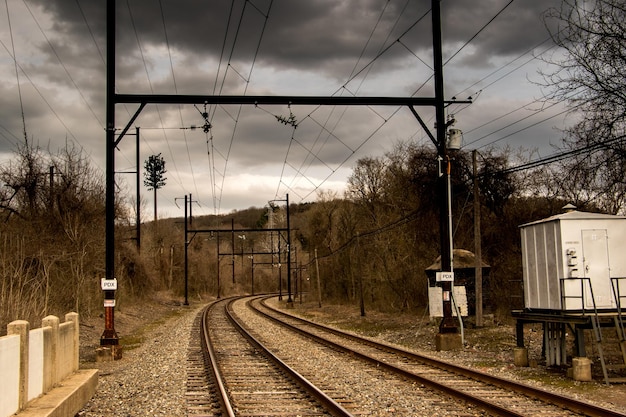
[135,127,141,251]
[473,150,483,327]
[433,0,461,350]
[286,194,294,308]
[216,233,221,299]
[182,192,197,305]
[231,218,235,284]
[250,245,255,295]
[278,235,283,300]
[184,194,189,305]
[357,233,365,317]
[101,0,120,359]
[49,166,54,211]
[315,248,322,308]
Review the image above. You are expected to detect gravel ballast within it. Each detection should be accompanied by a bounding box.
[76,296,626,415]
[78,304,203,416]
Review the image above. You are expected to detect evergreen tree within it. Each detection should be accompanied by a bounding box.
[143,154,167,222]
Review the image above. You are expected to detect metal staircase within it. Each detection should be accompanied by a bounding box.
[559,277,609,384]
[610,277,626,382]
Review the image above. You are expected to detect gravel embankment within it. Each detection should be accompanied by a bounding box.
[78,305,203,416]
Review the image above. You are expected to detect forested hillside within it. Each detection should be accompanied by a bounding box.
[0,139,610,334]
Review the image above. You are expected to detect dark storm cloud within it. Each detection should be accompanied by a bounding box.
[28,0,561,76]
[3,0,570,213]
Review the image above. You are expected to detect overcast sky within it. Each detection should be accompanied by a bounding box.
[0,0,571,218]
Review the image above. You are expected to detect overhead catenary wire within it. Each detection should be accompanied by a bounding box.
[208,0,273,214]
[21,0,103,130]
[0,28,110,170]
[444,0,515,66]
[495,133,626,176]
[126,0,181,209]
[133,1,575,214]
[276,2,431,202]
[158,0,201,204]
[5,0,27,143]
[207,0,251,214]
[3,2,592,217]
[281,1,536,203]
[0,38,79,145]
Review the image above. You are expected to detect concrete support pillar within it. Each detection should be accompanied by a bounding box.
[65,313,80,372]
[435,332,462,351]
[7,320,30,411]
[514,347,529,367]
[42,315,59,390]
[572,357,592,382]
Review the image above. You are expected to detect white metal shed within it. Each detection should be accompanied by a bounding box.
[520,209,626,311]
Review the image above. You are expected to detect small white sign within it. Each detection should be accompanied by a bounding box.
[436,271,454,282]
[428,286,468,318]
[104,299,116,307]
[101,278,118,290]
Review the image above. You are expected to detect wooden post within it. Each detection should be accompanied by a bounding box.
[473,150,483,327]
[315,248,322,308]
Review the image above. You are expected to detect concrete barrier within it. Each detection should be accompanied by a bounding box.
[0,313,98,417]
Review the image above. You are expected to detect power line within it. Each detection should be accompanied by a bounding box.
[158,0,201,203]
[497,134,626,175]
[21,0,103,129]
[282,0,521,202]
[277,3,431,203]
[444,0,515,66]
[5,0,27,142]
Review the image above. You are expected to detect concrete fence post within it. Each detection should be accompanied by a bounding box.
[65,312,80,372]
[7,320,30,411]
[42,315,59,390]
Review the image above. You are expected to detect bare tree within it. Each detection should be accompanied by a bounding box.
[541,0,626,213]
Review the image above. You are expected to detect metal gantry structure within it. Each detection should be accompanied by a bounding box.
[179,194,293,304]
[101,0,470,353]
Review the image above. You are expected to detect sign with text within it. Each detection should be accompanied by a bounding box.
[101,278,118,291]
[435,271,454,282]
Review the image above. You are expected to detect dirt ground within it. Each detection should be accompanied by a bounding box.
[79,293,626,413]
[78,292,198,363]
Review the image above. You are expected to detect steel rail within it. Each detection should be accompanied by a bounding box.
[257,296,626,417]
[250,297,524,417]
[200,300,237,417]
[223,297,354,417]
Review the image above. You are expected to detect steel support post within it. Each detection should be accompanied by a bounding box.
[432,0,457,334]
[286,194,294,307]
[102,0,119,350]
[184,195,189,306]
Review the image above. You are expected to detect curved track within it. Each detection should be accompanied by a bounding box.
[247,295,626,417]
[199,297,353,416]
[190,295,626,416]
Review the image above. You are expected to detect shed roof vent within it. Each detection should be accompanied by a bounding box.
[562,203,577,213]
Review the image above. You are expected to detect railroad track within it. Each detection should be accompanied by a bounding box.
[243,295,626,417]
[196,297,353,416]
[186,308,221,415]
[191,295,626,415]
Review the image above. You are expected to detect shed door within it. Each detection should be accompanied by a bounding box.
[581,229,614,308]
